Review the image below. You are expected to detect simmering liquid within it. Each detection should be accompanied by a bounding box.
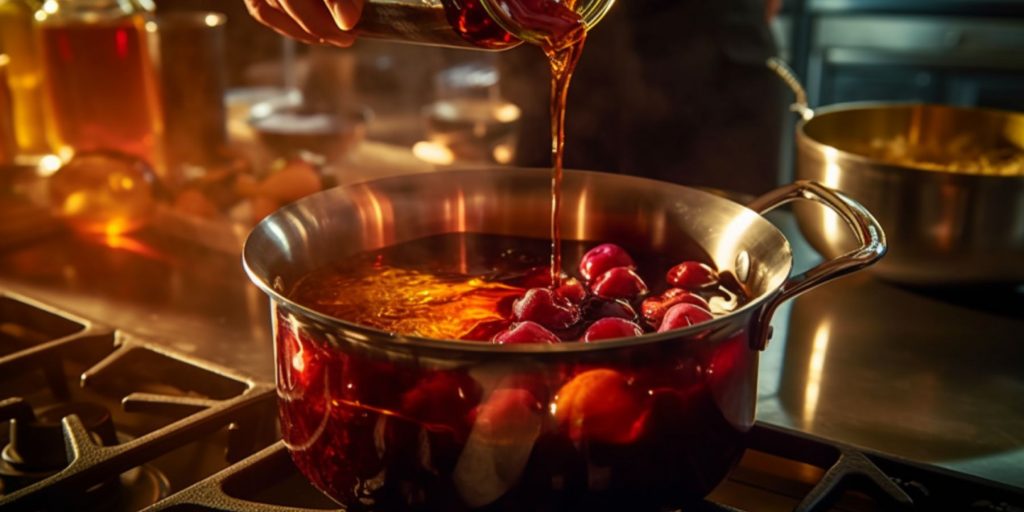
[281,234,754,510]
[39,17,162,166]
[290,233,747,341]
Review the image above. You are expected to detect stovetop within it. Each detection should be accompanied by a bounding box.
[0,205,1022,511]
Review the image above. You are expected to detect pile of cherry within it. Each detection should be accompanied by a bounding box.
[489,243,722,344]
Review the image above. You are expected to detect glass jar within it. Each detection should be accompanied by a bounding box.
[350,0,614,50]
[34,0,164,175]
[0,0,49,156]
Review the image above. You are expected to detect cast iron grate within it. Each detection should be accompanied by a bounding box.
[1,291,1022,511]
[0,292,276,511]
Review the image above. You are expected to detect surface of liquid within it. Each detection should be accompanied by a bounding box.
[279,235,755,510]
[290,233,746,341]
[39,18,162,167]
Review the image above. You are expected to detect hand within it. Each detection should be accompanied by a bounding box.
[244,0,364,46]
[765,0,782,21]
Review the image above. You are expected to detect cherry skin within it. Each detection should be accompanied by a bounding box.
[591,267,648,301]
[555,277,587,304]
[657,303,714,333]
[579,243,635,282]
[666,261,719,291]
[512,288,581,330]
[641,288,710,329]
[492,321,561,344]
[583,317,644,342]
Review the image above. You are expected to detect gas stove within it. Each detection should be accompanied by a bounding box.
[0,211,1022,511]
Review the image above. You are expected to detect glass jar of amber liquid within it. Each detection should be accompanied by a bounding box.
[0,0,49,156]
[350,0,614,49]
[35,0,163,172]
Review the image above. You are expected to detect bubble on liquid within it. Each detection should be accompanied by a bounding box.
[48,151,156,235]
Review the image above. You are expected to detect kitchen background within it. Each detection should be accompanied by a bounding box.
[1,0,1022,510]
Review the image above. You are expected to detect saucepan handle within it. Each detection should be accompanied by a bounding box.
[746,181,886,350]
[766,57,814,121]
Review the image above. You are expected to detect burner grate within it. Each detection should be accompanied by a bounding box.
[0,292,276,511]
[2,291,1022,512]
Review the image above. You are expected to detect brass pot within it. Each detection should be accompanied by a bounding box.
[770,59,1024,284]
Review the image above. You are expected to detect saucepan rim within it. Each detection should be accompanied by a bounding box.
[795,101,1024,181]
[243,168,793,355]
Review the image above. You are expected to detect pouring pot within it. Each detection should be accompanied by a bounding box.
[769,58,1024,285]
[243,169,884,510]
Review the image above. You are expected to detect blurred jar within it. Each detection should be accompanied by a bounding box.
[35,0,165,181]
[347,0,613,50]
[0,55,16,165]
[0,0,49,157]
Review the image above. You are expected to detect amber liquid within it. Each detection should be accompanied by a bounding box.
[39,17,162,167]
[482,0,587,285]
[291,234,746,341]
[0,0,49,154]
[283,234,752,510]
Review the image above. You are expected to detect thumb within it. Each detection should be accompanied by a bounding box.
[328,0,364,31]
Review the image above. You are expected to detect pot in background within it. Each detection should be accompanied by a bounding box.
[243,169,884,509]
[794,103,1024,285]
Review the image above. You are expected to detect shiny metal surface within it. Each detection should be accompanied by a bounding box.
[244,169,881,353]
[0,171,1020,492]
[243,170,881,506]
[794,103,1024,284]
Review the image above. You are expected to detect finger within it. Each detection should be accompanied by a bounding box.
[278,0,352,46]
[244,0,320,43]
[327,0,364,31]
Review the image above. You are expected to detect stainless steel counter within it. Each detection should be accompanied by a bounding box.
[1,207,1021,490]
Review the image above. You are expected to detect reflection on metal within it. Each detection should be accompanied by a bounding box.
[574,187,587,241]
[712,208,759,273]
[822,147,842,244]
[802,320,831,427]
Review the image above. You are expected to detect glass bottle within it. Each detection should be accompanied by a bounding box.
[34,0,164,174]
[0,0,49,156]
[350,0,614,50]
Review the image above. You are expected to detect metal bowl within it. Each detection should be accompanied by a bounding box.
[793,103,1024,285]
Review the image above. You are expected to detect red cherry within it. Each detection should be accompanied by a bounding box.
[641,288,710,328]
[579,243,635,282]
[583,318,644,342]
[512,288,581,330]
[591,267,648,300]
[657,303,714,333]
[555,277,587,304]
[666,261,719,291]
[492,321,561,344]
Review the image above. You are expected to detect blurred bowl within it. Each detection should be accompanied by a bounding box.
[248,96,371,164]
[418,98,520,165]
[794,103,1024,285]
